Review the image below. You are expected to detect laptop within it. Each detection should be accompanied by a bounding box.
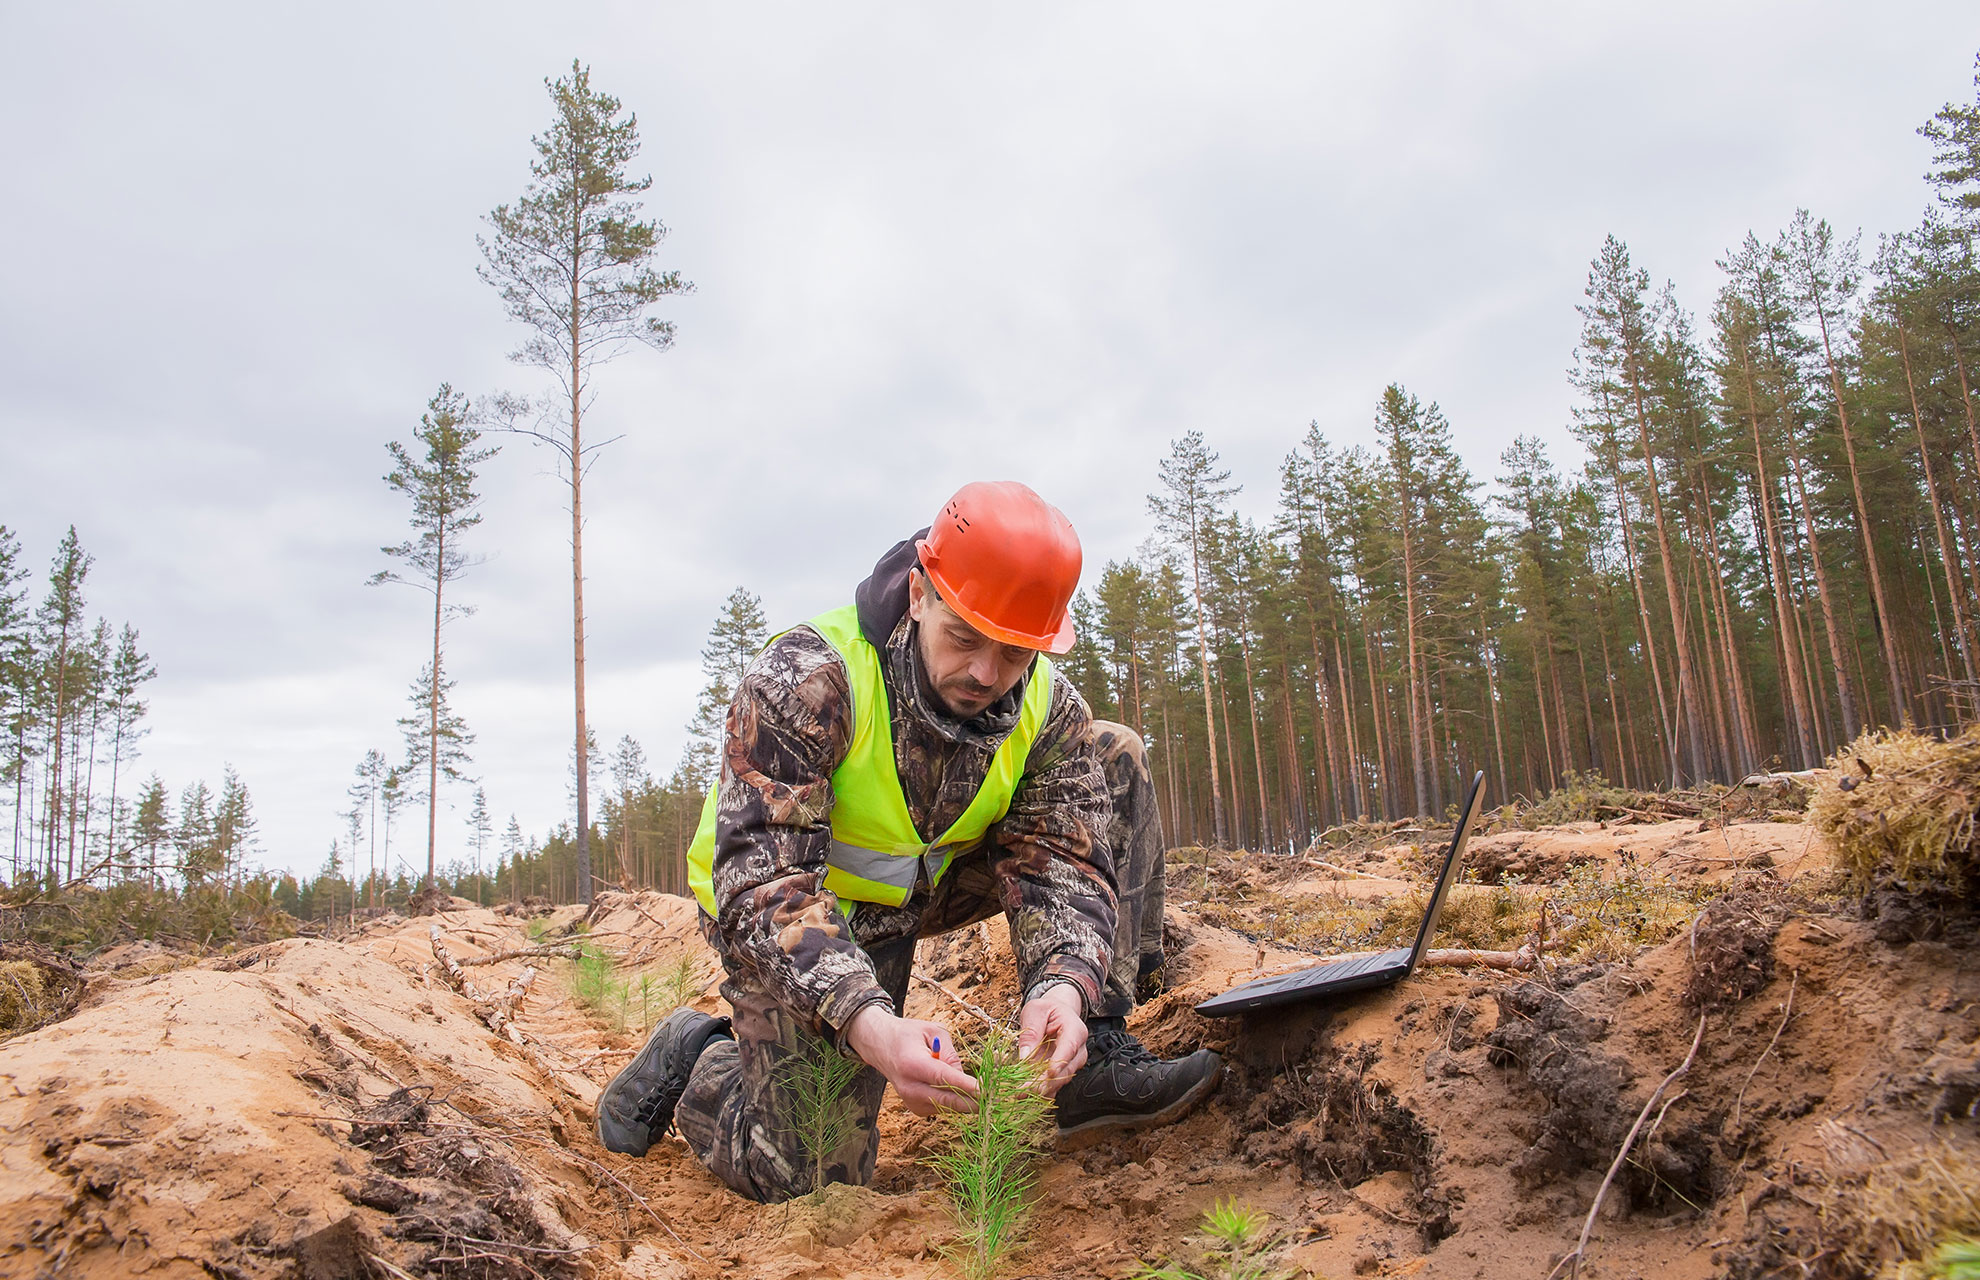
[1194,771,1487,1018]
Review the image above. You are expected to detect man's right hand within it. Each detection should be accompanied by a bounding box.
[844,1005,979,1117]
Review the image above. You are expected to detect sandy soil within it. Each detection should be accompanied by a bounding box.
[3,816,1975,1279]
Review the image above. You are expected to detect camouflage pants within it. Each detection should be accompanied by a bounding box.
[673,719,1165,1202]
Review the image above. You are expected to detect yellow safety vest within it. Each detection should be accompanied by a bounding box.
[685,604,1053,915]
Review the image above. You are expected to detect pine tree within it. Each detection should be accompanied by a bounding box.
[131,775,170,888]
[467,785,492,904]
[0,526,31,881]
[349,749,386,907]
[373,384,495,889]
[1149,432,1237,845]
[501,814,525,904]
[397,659,474,879]
[100,624,153,877]
[214,765,256,890]
[1785,210,1907,723]
[480,61,694,906]
[34,528,91,879]
[607,734,649,890]
[176,780,217,887]
[1575,238,1708,785]
[1921,53,1980,228]
[686,588,766,791]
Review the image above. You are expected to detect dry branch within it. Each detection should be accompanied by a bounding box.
[1733,970,1798,1131]
[457,942,584,967]
[430,924,537,1045]
[911,969,1002,1028]
[1551,1010,1709,1280]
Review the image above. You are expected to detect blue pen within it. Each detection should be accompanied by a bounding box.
[931,1035,942,1060]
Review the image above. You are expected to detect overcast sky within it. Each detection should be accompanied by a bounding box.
[3,3,1975,879]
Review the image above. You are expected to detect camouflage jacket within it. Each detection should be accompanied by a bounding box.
[701,534,1116,1045]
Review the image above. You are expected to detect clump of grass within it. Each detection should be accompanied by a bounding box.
[1135,1198,1289,1280]
[1824,1143,1980,1279]
[926,1027,1054,1280]
[1809,727,1980,895]
[0,960,49,1039]
[1226,863,1712,965]
[775,1038,866,1193]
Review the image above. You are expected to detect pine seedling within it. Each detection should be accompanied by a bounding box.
[656,952,706,1009]
[927,1028,1054,1280]
[774,1038,867,1193]
[1134,1199,1288,1280]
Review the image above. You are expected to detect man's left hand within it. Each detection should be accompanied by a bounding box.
[1016,982,1087,1096]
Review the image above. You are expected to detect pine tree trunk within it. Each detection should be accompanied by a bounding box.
[1901,323,1977,685]
[1333,625,1367,819]
[1483,644,1511,801]
[427,523,445,892]
[1397,502,1430,816]
[570,269,594,904]
[1736,344,1818,765]
[1781,416,1859,741]
[1809,290,1906,723]
[1236,628,1272,850]
[1184,519,1227,845]
[1627,379,1709,783]
[1604,457,1678,785]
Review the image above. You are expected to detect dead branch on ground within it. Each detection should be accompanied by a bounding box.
[1733,970,1798,1131]
[457,942,585,967]
[1551,1010,1708,1280]
[430,924,537,1045]
[911,968,1002,1028]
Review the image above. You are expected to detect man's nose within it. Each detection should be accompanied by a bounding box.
[968,651,1001,688]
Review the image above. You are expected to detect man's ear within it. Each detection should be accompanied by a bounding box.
[906,567,927,624]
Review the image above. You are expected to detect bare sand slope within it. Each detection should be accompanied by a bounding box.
[3,820,1976,1279]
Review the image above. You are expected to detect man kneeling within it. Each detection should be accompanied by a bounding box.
[597,481,1221,1201]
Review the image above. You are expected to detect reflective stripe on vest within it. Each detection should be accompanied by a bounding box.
[685,604,1053,915]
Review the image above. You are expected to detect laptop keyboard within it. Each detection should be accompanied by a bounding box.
[1231,947,1412,997]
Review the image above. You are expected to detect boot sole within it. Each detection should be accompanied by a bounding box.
[1053,1062,1222,1146]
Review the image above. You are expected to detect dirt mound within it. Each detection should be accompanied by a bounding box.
[4,825,1978,1280]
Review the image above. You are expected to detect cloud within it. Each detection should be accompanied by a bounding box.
[2,1,1973,872]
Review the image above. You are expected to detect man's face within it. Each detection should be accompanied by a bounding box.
[907,571,1039,719]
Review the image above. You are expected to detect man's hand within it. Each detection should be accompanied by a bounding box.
[844,1005,979,1117]
[1016,982,1088,1096]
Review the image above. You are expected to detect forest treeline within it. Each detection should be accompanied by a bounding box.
[0,526,260,891]
[1050,63,1980,849]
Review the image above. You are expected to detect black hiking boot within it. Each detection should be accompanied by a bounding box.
[595,1008,732,1157]
[1053,1018,1221,1139]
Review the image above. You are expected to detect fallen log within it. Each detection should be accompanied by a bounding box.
[430,924,538,1045]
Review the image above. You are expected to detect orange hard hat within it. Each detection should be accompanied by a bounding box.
[915,481,1082,654]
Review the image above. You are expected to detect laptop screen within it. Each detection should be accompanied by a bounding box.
[1405,771,1487,970]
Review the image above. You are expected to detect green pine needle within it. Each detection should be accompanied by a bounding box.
[926,1028,1054,1280]
[775,1038,867,1193]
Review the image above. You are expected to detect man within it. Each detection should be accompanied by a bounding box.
[597,480,1221,1202]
